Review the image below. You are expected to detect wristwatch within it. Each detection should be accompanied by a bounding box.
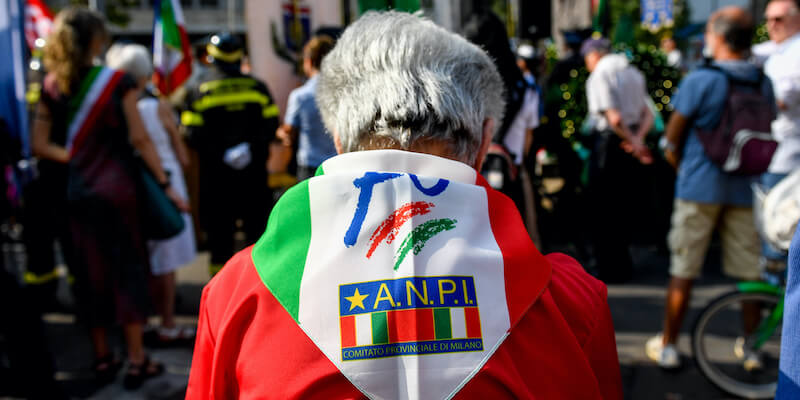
[659,136,677,153]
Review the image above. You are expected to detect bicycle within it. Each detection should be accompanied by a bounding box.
[691,271,784,399]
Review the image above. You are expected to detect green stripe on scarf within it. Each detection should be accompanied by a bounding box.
[67,66,102,125]
[251,180,312,322]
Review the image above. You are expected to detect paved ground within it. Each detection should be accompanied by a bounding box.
[1,245,766,399]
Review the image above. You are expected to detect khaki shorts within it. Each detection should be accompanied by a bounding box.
[668,199,760,280]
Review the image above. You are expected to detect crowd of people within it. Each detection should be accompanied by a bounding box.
[1,0,800,398]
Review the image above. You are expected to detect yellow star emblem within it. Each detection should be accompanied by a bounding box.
[345,288,369,311]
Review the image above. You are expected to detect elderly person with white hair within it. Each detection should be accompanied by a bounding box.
[106,43,197,346]
[186,12,622,399]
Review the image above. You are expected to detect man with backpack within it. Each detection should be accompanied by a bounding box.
[647,6,775,370]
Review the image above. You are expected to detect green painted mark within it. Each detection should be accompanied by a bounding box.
[393,218,457,270]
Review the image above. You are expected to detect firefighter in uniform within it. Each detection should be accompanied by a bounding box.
[181,33,279,275]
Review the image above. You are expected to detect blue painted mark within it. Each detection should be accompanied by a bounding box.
[409,174,449,196]
[344,172,403,247]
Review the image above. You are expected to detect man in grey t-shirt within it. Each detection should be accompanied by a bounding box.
[582,38,654,283]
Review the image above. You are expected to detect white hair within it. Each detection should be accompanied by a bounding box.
[316,11,505,164]
[105,43,152,81]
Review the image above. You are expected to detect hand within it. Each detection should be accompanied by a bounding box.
[276,126,292,146]
[165,186,190,212]
[634,144,654,165]
[620,135,643,154]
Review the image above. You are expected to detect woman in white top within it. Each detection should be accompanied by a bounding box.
[107,43,197,343]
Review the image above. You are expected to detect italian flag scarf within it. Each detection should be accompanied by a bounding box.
[65,66,124,156]
[153,0,191,95]
[251,150,549,399]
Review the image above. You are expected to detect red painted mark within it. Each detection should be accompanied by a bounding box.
[366,201,434,259]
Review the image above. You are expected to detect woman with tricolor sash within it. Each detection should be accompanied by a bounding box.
[31,7,186,390]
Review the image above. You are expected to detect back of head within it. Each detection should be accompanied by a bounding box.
[303,35,335,71]
[317,11,504,166]
[708,6,755,55]
[106,43,153,82]
[462,9,523,140]
[43,7,107,95]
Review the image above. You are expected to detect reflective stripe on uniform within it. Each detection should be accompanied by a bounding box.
[198,77,258,94]
[24,266,72,285]
[206,44,243,63]
[192,90,271,112]
[263,104,280,118]
[181,110,205,126]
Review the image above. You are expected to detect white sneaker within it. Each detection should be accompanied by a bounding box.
[734,337,764,372]
[646,334,681,369]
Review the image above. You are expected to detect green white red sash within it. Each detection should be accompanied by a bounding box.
[65,66,124,156]
[251,150,539,399]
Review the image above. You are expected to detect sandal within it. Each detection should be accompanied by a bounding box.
[145,325,197,347]
[93,354,123,385]
[123,355,164,390]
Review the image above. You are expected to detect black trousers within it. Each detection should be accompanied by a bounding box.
[200,162,272,266]
[588,132,645,283]
[0,269,65,399]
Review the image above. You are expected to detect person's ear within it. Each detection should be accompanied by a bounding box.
[473,118,494,171]
[333,129,343,154]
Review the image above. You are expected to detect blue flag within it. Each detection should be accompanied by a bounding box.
[641,0,674,32]
[0,0,29,157]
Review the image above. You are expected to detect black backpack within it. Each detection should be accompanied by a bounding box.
[695,65,777,175]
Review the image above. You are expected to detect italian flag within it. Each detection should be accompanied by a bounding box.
[65,66,124,156]
[340,306,483,349]
[251,150,549,399]
[153,0,191,95]
[24,0,53,50]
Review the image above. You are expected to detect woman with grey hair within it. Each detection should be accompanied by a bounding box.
[315,11,505,166]
[107,43,197,347]
[186,11,621,399]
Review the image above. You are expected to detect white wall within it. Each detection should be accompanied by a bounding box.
[245,0,342,120]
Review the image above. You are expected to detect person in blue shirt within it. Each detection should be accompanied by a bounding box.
[778,224,800,399]
[277,35,338,181]
[646,6,774,370]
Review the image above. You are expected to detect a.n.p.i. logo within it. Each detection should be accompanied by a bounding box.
[338,276,483,361]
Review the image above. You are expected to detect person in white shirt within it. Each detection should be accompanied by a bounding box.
[506,44,541,168]
[661,37,683,70]
[508,43,542,246]
[752,40,777,68]
[764,0,800,267]
[581,37,654,283]
[107,44,198,345]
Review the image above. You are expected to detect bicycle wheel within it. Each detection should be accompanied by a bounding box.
[692,290,782,399]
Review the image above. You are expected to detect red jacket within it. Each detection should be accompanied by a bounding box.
[186,249,622,399]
